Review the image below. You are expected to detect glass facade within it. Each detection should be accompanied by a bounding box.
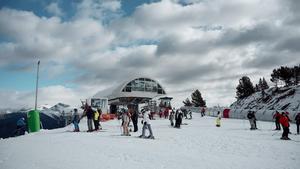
[122,78,166,94]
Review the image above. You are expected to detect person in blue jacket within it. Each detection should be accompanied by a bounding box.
[72,108,80,132]
[16,117,26,136]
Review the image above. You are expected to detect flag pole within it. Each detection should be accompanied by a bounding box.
[34,60,40,110]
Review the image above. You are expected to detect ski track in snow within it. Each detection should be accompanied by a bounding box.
[0,114,299,169]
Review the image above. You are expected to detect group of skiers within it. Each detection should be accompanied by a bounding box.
[119,108,154,139]
[72,106,102,132]
[245,110,300,140]
[272,111,300,140]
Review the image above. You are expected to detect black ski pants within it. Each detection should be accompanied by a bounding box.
[275,120,281,130]
[297,123,299,134]
[282,127,289,138]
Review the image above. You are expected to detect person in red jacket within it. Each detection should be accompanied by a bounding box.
[279,112,290,140]
[273,111,281,130]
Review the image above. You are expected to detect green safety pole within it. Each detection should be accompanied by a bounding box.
[27,60,41,133]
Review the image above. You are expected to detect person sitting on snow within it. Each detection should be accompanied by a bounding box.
[15,117,26,136]
[139,109,154,139]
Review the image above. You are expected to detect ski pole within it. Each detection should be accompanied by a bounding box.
[272,130,280,136]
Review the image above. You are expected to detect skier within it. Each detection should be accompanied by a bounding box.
[247,111,256,130]
[273,111,281,130]
[122,110,131,136]
[139,109,154,139]
[295,112,300,135]
[174,110,183,128]
[200,107,205,117]
[131,109,138,132]
[72,108,80,132]
[188,110,192,119]
[86,106,94,132]
[216,111,222,127]
[279,112,290,140]
[164,108,169,119]
[93,108,100,131]
[169,109,174,126]
[15,117,26,136]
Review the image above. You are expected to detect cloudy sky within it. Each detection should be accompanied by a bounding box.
[0,0,299,109]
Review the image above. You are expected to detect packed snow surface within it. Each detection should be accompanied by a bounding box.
[0,114,299,169]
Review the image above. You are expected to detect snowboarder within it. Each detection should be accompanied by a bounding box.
[122,110,131,136]
[130,109,138,132]
[169,109,174,126]
[279,112,290,140]
[15,117,26,136]
[273,111,281,130]
[216,111,222,127]
[93,108,100,131]
[247,111,256,130]
[72,108,80,132]
[174,110,183,128]
[295,112,300,135]
[86,106,94,132]
[139,109,154,139]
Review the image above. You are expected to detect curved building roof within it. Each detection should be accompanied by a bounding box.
[93,77,167,105]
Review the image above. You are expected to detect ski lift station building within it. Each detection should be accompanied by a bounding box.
[92,77,170,113]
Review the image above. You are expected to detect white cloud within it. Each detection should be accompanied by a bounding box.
[45,2,64,17]
[0,0,299,108]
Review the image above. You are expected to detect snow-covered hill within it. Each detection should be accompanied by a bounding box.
[230,85,300,111]
[0,114,299,169]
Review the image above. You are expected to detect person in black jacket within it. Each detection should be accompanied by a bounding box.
[131,110,139,132]
[86,106,94,132]
[175,110,183,128]
[295,113,300,134]
[247,111,256,130]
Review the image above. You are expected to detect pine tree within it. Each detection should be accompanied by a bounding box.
[236,76,255,100]
[182,98,193,107]
[191,90,206,107]
[270,69,279,87]
[262,77,269,90]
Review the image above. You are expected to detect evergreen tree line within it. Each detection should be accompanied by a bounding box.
[182,89,206,107]
[236,64,300,100]
[270,65,300,87]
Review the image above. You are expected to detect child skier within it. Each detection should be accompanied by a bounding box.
[93,109,100,131]
[216,111,222,127]
[139,109,154,139]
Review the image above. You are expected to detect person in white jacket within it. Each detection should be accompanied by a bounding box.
[139,109,154,139]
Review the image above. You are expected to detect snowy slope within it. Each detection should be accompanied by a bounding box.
[0,114,299,169]
[230,85,300,111]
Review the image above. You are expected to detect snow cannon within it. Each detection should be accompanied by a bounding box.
[27,110,41,133]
